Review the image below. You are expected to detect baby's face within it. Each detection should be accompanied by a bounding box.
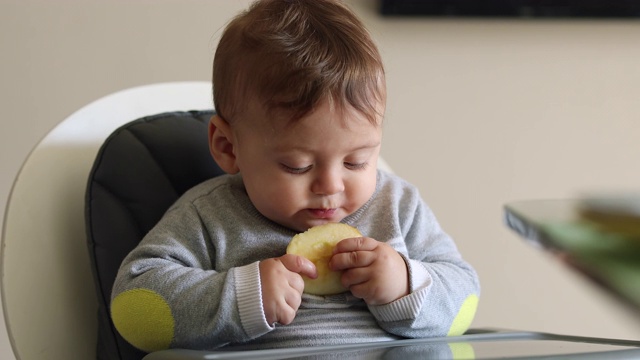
[232,99,383,232]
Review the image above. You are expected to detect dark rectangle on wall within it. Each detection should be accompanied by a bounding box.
[379,0,640,18]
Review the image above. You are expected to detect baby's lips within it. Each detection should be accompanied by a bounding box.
[308,208,337,219]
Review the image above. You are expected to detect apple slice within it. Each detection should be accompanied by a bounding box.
[286,223,362,295]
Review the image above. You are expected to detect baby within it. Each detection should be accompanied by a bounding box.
[110,0,480,353]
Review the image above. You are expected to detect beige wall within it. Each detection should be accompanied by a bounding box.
[1,0,639,358]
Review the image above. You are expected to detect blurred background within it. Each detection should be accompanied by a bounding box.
[1,0,640,358]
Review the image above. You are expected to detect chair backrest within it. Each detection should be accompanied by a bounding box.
[0,82,214,360]
[85,111,224,360]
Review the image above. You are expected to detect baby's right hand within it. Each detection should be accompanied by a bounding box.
[259,254,317,325]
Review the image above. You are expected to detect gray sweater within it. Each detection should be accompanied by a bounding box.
[111,170,480,351]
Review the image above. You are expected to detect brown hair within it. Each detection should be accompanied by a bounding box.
[212,0,385,124]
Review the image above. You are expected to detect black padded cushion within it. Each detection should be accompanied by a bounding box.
[85,110,224,360]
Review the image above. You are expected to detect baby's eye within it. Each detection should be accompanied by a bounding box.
[281,163,312,174]
[344,162,368,170]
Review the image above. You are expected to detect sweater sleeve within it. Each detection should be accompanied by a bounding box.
[110,203,273,352]
[366,186,480,338]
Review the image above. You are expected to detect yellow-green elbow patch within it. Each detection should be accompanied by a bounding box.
[447,294,479,336]
[111,288,175,352]
[449,342,476,359]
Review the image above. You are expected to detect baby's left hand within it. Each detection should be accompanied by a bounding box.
[329,237,409,305]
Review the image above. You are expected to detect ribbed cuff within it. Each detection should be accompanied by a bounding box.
[234,261,274,338]
[368,286,428,322]
[368,259,431,322]
[407,259,432,292]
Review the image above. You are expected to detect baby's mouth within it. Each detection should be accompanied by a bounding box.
[308,208,337,219]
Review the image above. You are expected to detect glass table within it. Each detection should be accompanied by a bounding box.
[145,328,640,359]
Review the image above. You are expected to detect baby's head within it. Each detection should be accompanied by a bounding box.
[212,0,385,125]
[209,0,386,231]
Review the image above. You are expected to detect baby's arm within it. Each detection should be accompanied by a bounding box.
[365,199,480,338]
[110,203,286,352]
[330,189,480,339]
[112,239,248,352]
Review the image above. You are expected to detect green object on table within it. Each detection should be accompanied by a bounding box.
[504,199,640,316]
[542,221,640,309]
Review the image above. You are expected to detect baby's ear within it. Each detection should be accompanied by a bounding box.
[208,115,239,174]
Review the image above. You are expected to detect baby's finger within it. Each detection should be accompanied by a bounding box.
[329,250,376,270]
[333,237,377,254]
[276,302,297,325]
[279,254,318,279]
[284,288,303,312]
[287,272,306,294]
[348,282,380,305]
[340,267,370,289]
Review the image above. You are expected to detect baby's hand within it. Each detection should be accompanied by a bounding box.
[329,237,409,305]
[259,254,317,325]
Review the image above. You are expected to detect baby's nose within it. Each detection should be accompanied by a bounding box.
[311,170,345,195]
